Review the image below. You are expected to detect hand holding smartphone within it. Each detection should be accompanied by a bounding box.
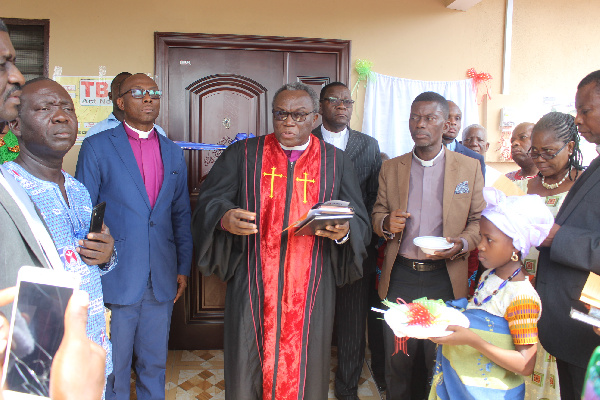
[1,267,79,399]
[88,202,106,234]
[77,202,114,266]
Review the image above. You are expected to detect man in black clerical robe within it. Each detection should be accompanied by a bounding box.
[192,82,370,400]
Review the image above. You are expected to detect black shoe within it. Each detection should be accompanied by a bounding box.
[334,392,360,400]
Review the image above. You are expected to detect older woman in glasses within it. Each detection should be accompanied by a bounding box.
[519,112,584,196]
[515,111,584,400]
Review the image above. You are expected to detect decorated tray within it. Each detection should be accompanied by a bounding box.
[381,297,469,339]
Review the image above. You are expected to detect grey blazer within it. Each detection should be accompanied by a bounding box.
[537,156,600,368]
[0,168,49,315]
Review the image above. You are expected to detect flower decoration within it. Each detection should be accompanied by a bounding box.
[351,59,375,96]
[467,68,492,104]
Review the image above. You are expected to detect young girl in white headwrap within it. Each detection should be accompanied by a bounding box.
[428,187,555,400]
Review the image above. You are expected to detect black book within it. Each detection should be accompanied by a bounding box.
[285,200,354,237]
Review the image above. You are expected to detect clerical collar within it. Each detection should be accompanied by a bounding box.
[596,144,600,155]
[321,125,348,139]
[413,146,444,167]
[124,121,155,139]
[279,137,311,151]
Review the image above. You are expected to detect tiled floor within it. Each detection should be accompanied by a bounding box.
[130,347,385,400]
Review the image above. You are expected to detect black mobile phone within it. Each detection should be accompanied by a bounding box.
[89,202,106,234]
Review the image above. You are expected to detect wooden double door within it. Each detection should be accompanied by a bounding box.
[155,32,350,349]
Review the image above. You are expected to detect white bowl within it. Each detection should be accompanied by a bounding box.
[413,236,453,255]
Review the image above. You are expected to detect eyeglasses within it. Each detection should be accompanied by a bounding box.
[272,110,316,122]
[120,89,162,99]
[527,141,569,160]
[321,97,355,107]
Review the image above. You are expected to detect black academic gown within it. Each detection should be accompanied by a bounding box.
[192,134,369,400]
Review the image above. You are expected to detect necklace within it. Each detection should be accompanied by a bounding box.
[473,267,521,306]
[541,170,570,190]
[516,169,537,180]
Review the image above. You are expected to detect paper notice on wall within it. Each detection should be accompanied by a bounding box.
[54,76,114,144]
[79,79,112,106]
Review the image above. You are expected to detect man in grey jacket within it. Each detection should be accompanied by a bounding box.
[0,19,50,301]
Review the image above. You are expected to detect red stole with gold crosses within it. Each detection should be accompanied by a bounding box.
[259,133,321,400]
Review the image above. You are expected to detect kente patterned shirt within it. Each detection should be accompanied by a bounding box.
[468,269,541,345]
[516,178,568,277]
[4,161,116,377]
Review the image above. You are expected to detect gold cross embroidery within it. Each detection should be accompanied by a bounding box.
[296,172,315,203]
[263,166,285,198]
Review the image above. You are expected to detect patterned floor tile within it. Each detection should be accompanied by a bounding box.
[130,347,384,400]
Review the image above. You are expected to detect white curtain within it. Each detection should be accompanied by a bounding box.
[362,72,479,158]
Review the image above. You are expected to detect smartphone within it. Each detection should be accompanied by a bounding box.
[1,266,80,400]
[89,202,106,234]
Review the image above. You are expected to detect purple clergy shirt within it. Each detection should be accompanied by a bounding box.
[283,149,304,162]
[399,150,445,260]
[123,123,164,208]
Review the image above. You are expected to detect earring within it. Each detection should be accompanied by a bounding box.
[511,252,519,262]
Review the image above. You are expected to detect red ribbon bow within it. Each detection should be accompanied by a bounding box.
[467,68,492,104]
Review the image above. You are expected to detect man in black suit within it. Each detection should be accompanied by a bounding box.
[312,82,382,399]
[536,69,600,400]
[443,100,486,177]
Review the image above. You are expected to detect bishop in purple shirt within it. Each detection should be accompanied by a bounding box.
[75,73,193,400]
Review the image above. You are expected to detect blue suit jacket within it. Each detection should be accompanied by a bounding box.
[454,141,486,179]
[75,124,193,305]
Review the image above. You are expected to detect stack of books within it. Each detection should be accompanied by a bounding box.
[289,200,354,236]
[570,272,600,328]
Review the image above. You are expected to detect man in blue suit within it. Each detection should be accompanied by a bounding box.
[444,100,485,177]
[75,73,193,400]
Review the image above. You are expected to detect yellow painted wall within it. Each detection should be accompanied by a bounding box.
[3,0,600,174]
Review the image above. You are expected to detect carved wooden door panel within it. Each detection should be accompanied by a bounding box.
[156,33,350,349]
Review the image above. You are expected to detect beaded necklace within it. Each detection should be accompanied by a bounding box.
[473,267,521,306]
[541,170,570,190]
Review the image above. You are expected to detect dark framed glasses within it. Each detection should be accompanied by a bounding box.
[527,141,570,160]
[321,97,355,107]
[272,110,316,122]
[120,89,162,99]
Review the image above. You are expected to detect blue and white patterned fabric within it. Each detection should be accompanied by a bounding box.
[4,161,116,378]
[454,180,470,194]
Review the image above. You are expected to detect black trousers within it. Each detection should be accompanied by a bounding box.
[556,358,586,400]
[334,272,371,399]
[383,258,454,400]
[367,272,386,387]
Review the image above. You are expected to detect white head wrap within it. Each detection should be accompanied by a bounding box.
[481,187,554,258]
